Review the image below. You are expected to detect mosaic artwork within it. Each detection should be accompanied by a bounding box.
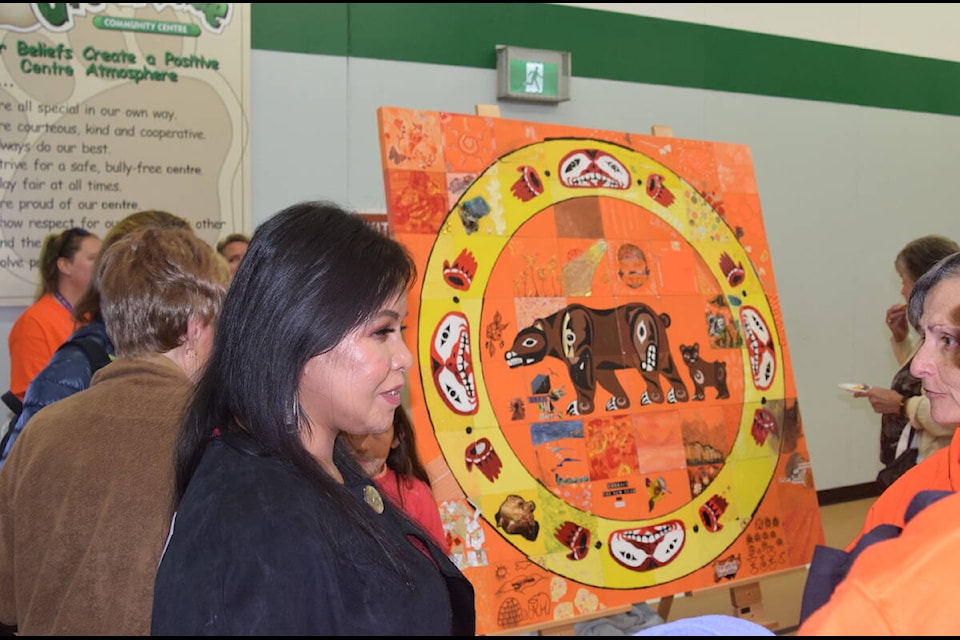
[377,107,824,634]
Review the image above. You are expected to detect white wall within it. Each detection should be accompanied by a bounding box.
[4,4,959,492]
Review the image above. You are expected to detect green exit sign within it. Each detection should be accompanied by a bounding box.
[497,45,571,103]
[509,60,559,97]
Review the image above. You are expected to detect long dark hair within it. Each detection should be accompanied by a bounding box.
[173,201,418,569]
[386,406,432,502]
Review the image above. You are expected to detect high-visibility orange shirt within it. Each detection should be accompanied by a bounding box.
[845,428,960,551]
[799,488,960,635]
[7,293,76,399]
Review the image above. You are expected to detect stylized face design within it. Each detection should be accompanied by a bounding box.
[618,254,649,289]
[558,148,630,189]
[910,277,960,424]
[740,306,776,390]
[430,312,478,415]
[633,310,662,373]
[298,293,411,440]
[608,520,685,571]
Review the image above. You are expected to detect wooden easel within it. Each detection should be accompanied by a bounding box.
[476,104,501,118]
[654,579,779,631]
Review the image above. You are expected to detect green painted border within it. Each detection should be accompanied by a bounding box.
[250,3,960,116]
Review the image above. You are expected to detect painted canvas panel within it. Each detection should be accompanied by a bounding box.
[378,107,824,635]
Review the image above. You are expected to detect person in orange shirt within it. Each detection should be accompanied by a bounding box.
[7,227,101,400]
[797,249,960,635]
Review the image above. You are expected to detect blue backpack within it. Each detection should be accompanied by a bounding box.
[0,337,111,453]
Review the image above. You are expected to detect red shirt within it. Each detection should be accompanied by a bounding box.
[375,467,448,553]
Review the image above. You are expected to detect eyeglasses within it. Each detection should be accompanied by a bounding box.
[58,227,92,259]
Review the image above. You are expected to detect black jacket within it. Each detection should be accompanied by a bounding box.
[151,435,475,635]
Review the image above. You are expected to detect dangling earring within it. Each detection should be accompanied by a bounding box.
[184,346,200,380]
[286,392,300,432]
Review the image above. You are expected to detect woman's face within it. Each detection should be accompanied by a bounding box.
[61,235,101,291]
[618,254,649,289]
[221,240,248,277]
[298,292,413,440]
[910,276,960,424]
[896,264,915,302]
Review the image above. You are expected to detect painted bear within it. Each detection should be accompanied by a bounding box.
[679,342,730,400]
[505,303,689,414]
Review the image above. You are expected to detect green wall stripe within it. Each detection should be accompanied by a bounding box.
[251,4,347,55]
[249,3,960,117]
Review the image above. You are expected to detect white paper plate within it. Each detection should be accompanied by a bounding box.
[838,383,869,393]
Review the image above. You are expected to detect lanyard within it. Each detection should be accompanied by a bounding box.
[53,291,73,313]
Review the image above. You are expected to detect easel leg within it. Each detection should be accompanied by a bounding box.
[729,581,779,631]
[656,595,674,621]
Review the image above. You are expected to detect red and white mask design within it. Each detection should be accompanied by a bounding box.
[558,148,630,190]
[430,311,478,415]
[739,306,776,390]
[608,519,685,571]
